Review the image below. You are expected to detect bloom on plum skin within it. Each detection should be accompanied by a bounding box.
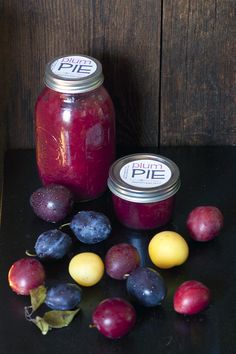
[45,283,82,310]
[70,210,112,244]
[34,229,72,260]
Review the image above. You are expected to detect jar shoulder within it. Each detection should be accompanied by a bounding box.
[35,85,115,127]
[36,85,113,105]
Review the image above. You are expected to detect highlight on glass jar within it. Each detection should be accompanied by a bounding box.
[107,153,180,230]
[35,54,116,201]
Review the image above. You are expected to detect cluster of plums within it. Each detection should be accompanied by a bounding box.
[8,184,224,339]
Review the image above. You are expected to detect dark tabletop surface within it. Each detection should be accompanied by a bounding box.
[0,147,236,354]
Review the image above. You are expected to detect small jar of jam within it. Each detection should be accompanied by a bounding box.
[108,153,180,230]
[35,54,115,201]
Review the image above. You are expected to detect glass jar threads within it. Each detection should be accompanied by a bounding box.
[108,153,180,230]
[35,54,115,201]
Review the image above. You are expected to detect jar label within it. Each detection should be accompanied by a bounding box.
[51,55,97,78]
[120,159,172,188]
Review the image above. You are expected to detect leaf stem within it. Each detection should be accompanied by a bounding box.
[25,250,37,257]
[123,273,130,279]
[59,223,70,230]
[89,323,97,328]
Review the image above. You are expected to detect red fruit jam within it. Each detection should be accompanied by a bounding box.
[108,154,180,230]
[35,55,115,201]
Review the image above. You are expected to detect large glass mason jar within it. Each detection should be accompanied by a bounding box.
[35,55,116,201]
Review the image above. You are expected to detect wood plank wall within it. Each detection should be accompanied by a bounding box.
[161,0,235,145]
[0,0,235,150]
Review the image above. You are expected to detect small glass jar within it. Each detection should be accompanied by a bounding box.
[35,54,115,201]
[108,153,180,230]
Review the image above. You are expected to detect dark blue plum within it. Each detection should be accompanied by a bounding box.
[126,267,167,307]
[45,283,82,310]
[34,229,72,260]
[70,211,112,244]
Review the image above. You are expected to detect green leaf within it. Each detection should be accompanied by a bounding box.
[43,308,80,329]
[31,316,50,335]
[24,291,80,335]
[30,285,47,312]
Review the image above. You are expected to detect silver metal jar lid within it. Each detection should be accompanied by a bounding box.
[44,54,104,93]
[108,153,181,203]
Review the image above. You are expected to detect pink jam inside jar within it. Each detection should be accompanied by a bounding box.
[108,154,180,230]
[35,55,115,201]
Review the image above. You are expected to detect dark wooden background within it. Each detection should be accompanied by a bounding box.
[0,0,235,151]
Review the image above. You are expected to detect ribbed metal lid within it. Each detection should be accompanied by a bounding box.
[108,153,180,203]
[44,54,104,93]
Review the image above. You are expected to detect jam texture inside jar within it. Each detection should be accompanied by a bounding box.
[108,154,180,230]
[35,55,115,201]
